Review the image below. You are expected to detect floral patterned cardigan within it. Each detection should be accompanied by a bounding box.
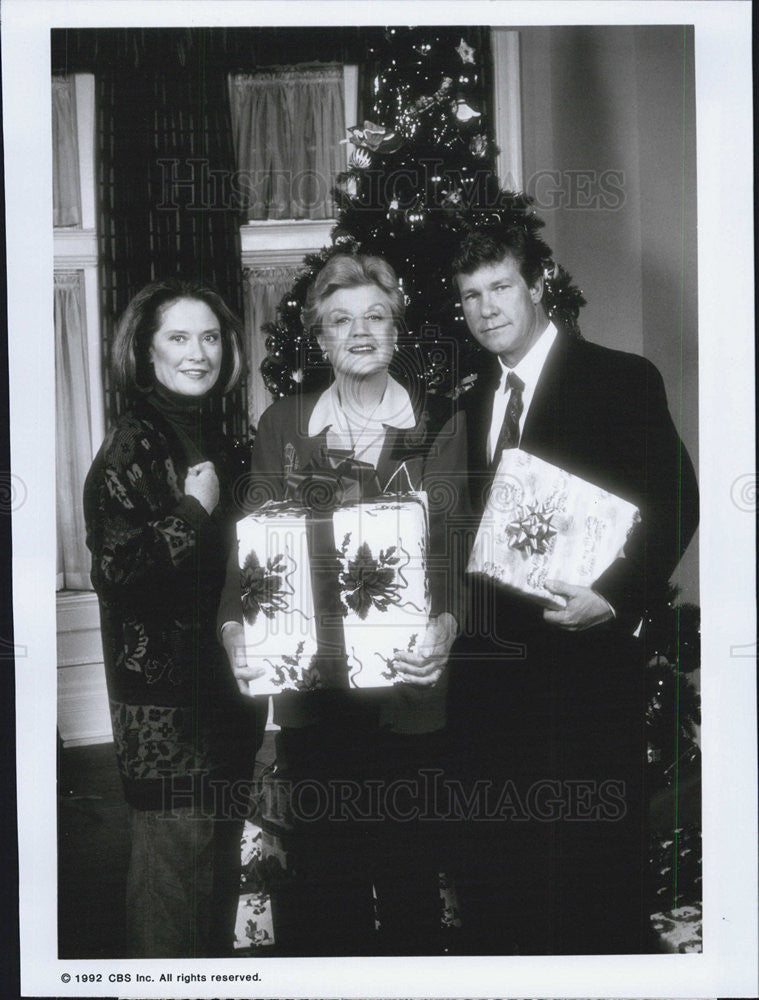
[217,387,470,734]
[83,397,263,810]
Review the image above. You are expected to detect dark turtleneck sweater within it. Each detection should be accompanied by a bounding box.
[144,380,211,466]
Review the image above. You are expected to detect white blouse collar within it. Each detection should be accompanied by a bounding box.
[307,375,416,437]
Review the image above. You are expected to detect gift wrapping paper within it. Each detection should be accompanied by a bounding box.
[236,504,320,695]
[467,449,640,609]
[237,494,430,692]
[333,496,430,688]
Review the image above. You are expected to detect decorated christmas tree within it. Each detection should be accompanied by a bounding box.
[261,26,584,400]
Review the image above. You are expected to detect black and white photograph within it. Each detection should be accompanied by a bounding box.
[3,1,756,997]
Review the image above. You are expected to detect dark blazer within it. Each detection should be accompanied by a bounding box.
[218,385,470,733]
[462,329,699,636]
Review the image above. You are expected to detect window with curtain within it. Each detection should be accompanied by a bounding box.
[52,75,82,228]
[243,265,303,425]
[55,271,93,590]
[98,60,247,436]
[229,65,345,220]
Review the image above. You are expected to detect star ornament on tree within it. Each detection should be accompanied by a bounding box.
[456,38,476,64]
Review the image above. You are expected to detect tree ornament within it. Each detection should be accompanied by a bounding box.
[413,93,436,113]
[456,38,476,64]
[469,133,488,158]
[334,233,358,248]
[440,188,464,213]
[350,147,372,170]
[404,204,427,231]
[435,76,454,100]
[413,40,433,56]
[450,97,481,122]
[346,120,402,153]
[386,198,402,222]
[335,173,359,199]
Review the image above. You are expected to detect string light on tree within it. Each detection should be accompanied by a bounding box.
[404,204,427,231]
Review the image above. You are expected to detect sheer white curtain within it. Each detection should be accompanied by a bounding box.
[243,265,303,426]
[229,65,345,220]
[52,75,82,228]
[55,271,92,590]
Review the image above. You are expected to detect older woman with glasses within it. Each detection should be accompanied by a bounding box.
[218,253,469,955]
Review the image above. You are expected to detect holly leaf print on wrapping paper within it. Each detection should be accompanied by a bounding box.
[265,641,321,691]
[240,551,289,625]
[294,659,322,691]
[378,631,419,682]
[340,542,401,620]
[267,641,302,688]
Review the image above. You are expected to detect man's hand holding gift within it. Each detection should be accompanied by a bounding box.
[391,612,458,687]
[221,620,266,695]
[542,579,615,631]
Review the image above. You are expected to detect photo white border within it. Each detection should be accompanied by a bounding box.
[4,1,756,996]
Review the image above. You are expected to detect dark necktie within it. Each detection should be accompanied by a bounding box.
[491,371,525,468]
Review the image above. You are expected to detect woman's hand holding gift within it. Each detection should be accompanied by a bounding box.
[391,612,458,687]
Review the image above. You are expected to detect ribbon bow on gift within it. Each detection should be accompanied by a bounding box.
[285,448,382,509]
[506,501,557,556]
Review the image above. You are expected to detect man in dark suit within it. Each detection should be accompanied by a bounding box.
[446,224,698,955]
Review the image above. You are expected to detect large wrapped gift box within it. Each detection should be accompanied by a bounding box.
[334,497,429,688]
[236,493,429,695]
[467,448,640,609]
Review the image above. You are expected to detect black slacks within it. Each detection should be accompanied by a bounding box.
[447,623,648,955]
[263,723,448,955]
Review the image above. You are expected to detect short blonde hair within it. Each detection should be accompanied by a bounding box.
[302,254,405,335]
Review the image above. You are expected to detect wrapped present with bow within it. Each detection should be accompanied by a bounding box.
[236,454,430,694]
[467,448,640,610]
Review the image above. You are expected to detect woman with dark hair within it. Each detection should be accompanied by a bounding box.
[83,279,266,957]
[218,253,469,955]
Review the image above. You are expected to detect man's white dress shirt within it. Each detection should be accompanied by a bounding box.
[486,322,558,464]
